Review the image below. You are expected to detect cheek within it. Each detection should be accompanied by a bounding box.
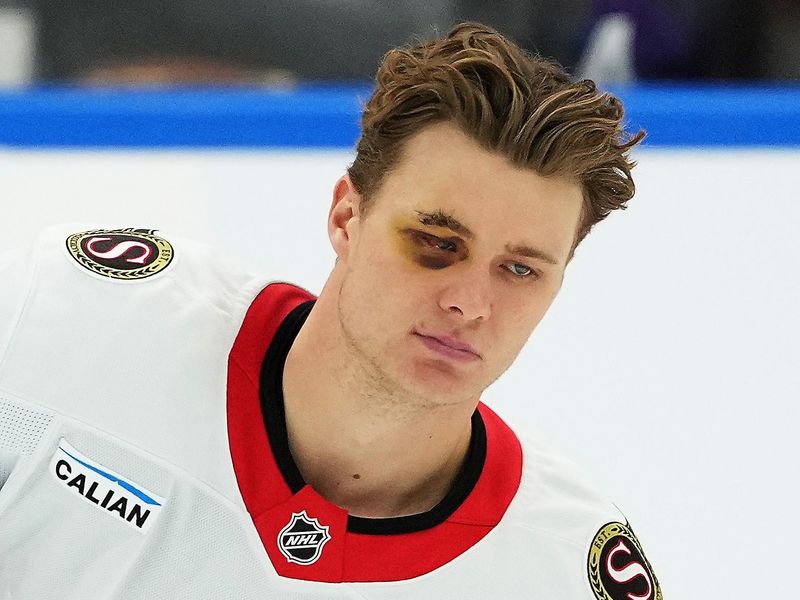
[392,236,432,270]
[352,234,404,280]
[348,241,422,316]
[495,286,559,344]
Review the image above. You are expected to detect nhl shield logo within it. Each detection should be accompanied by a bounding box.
[277,511,331,565]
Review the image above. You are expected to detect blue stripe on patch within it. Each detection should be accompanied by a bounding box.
[59,446,162,506]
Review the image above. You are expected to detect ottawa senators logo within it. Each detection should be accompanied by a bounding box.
[588,522,662,600]
[277,511,331,566]
[66,228,173,280]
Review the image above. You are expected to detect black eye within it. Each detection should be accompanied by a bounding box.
[434,238,457,252]
[411,231,458,253]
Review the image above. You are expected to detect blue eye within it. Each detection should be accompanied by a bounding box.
[506,263,534,278]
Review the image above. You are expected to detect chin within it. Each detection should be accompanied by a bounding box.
[398,358,484,404]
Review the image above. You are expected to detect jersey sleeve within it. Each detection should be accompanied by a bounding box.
[0,243,39,493]
[0,246,33,368]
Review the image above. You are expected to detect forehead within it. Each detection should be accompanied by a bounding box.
[372,123,584,261]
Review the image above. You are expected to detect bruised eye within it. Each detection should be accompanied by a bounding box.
[435,238,457,252]
[413,231,458,252]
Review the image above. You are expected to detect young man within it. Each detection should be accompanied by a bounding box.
[0,23,659,599]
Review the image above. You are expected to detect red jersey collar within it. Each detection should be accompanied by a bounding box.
[227,283,522,582]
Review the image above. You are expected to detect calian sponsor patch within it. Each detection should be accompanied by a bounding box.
[50,439,164,533]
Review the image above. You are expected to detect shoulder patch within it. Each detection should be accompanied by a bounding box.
[66,228,174,280]
[588,521,662,600]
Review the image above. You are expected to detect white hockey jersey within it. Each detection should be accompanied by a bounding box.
[0,226,661,599]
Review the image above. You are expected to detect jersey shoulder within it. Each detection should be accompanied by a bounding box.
[0,225,274,500]
[0,224,270,378]
[503,427,663,600]
[0,223,267,324]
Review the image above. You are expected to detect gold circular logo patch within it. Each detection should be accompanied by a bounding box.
[588,522,662,600]
[66,228,174,280]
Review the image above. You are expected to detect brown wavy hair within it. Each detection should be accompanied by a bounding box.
[348,22,645,253]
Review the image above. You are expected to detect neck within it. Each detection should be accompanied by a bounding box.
[282,293,475,518]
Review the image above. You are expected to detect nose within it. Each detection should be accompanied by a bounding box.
[437,266,492,322]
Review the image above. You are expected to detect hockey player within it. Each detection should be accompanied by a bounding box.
[0,23,660,599]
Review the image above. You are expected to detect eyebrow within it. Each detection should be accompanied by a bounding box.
[505,244,560,266]
[415,210,474,239]
[415,209,560,266]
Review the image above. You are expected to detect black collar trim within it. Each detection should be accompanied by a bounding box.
[259,300,488,536]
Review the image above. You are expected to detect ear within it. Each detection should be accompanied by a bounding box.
[328,175,362,261]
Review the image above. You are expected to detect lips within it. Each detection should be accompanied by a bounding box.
[413,331,482,361]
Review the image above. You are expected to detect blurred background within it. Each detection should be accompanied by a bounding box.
[0,3,799,600]
[0,0,799,86]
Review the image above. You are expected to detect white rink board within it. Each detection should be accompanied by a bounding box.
[1,148,799,599]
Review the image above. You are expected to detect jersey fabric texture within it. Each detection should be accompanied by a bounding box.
[0,226,661,599]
